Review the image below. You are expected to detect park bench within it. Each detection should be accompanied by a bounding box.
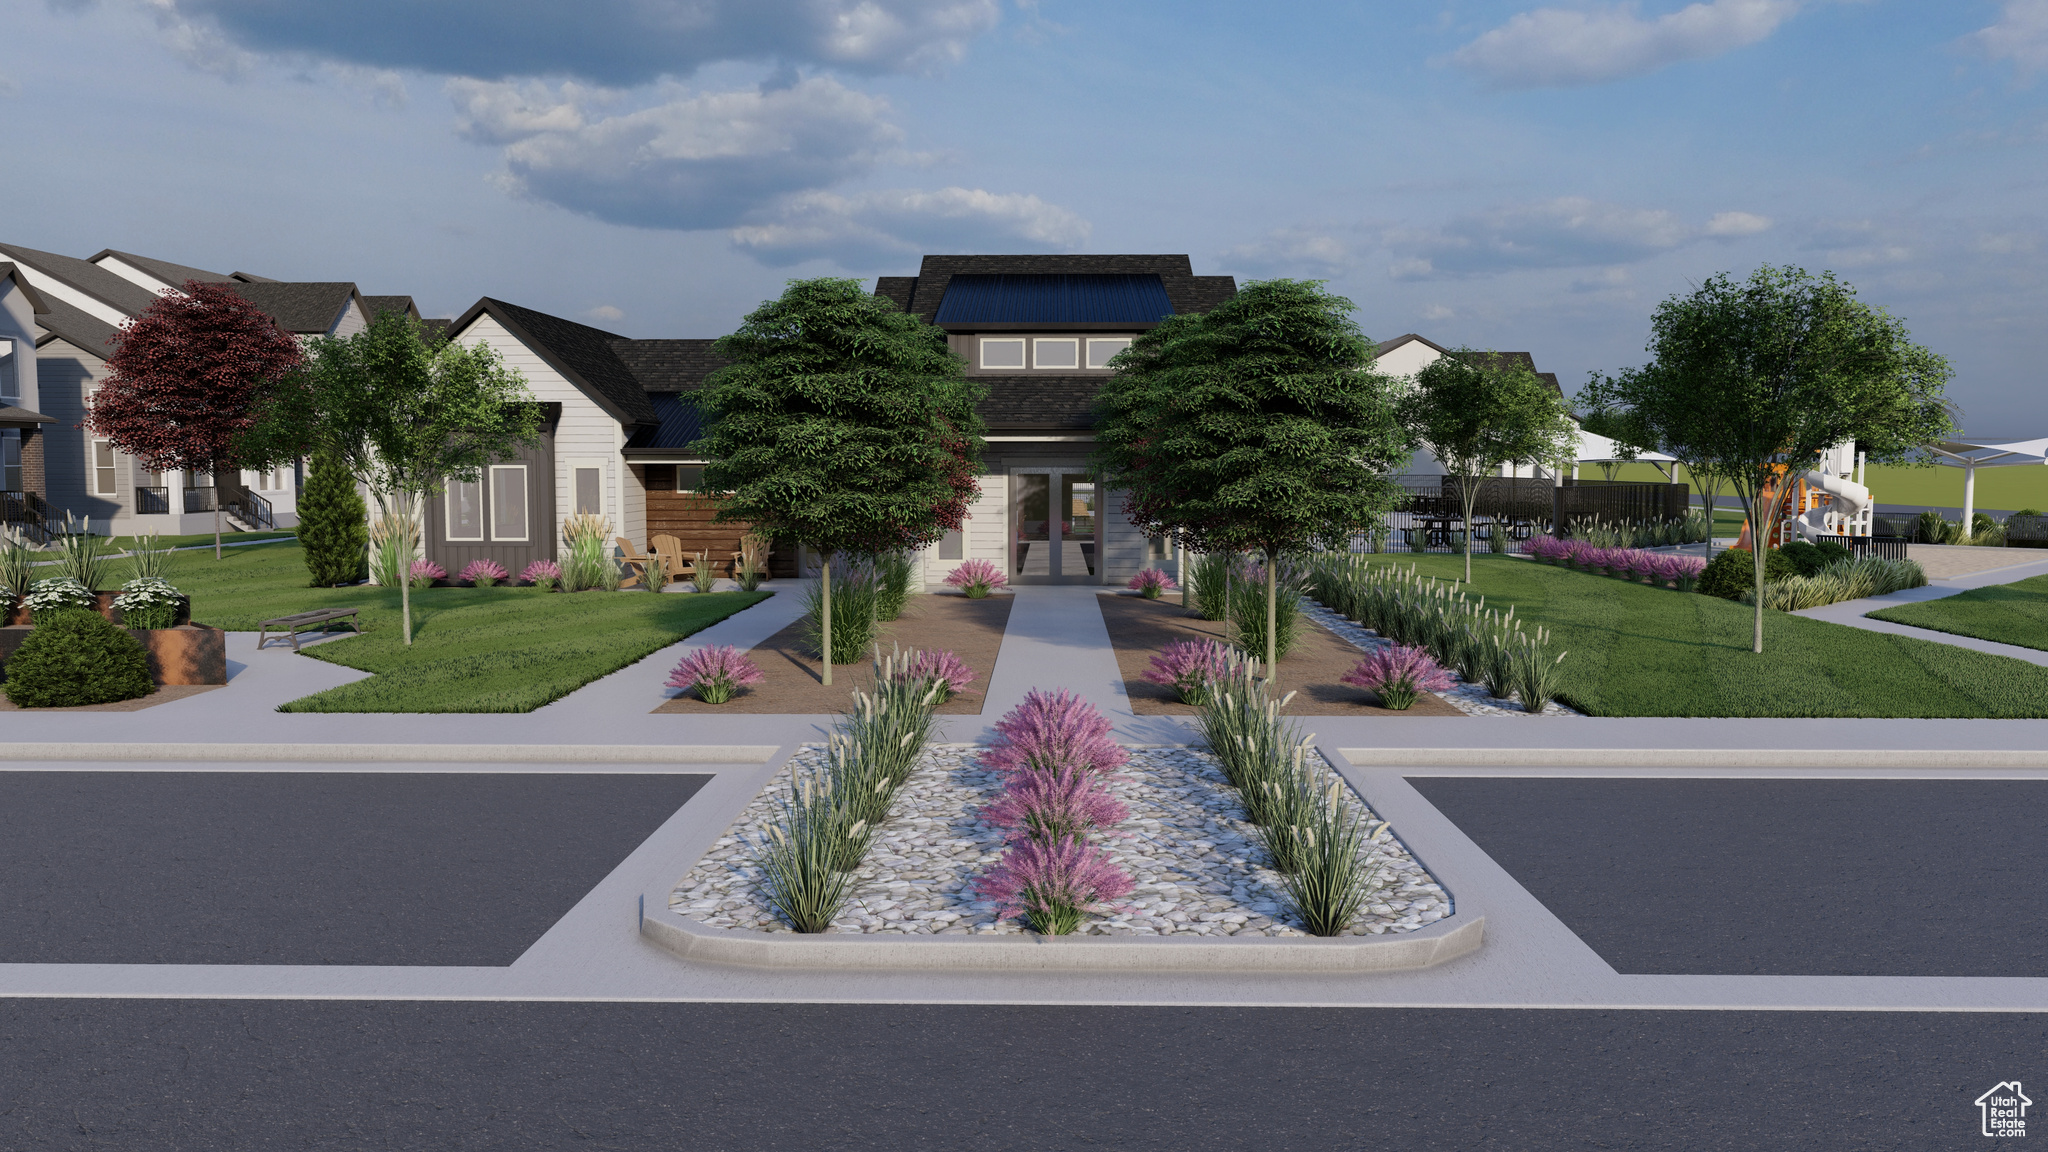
[257,607,362,652]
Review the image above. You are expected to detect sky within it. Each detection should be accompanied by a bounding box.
[4,0,2045,434]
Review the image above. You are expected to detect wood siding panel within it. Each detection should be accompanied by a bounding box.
[422,425,557,578]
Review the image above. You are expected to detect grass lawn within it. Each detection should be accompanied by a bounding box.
[1868,575,2048,653]
[1600,460,2048,514]
[1362,554,2048,717]
[106,530,298,551]
[169,540,770,712]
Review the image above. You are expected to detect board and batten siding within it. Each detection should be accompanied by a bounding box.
[31,336,130,529]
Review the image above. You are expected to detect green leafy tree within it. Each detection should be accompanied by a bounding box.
[296,447,369,587]
[1093,279,1411,668]
[1581,387,1725,519]
[1401,349,1579,583]
[244,312,539,645]
[1581,266,1955,653]
[698,278,986,686]
[1578,404,1648,482]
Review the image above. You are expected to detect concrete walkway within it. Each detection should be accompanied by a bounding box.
[1794,550,2048,666]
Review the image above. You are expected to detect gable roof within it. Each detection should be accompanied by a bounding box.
[0,263,52,316]
[611,338,729,393]
[32,295,121,357]
[0,242,164,315]
[450,297,657,427]
[88,248,236,289]
[361,295,420,320]
[227,282,365,335]
[889,255,1236,325]
[1374,334,1562,397]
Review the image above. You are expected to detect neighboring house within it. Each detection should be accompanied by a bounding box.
[0,263,55,542]
[1373,332,1569,484]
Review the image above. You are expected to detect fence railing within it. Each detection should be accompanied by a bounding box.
[225,489,275,530]
[136,485,170,515]
[0,489,53,545]
[1818,533,1909,560]
[182,486,216,513]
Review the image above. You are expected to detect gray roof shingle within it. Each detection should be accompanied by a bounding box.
[611,339,729,393]
[32,296,123,359]
[975,375,1101,431]
[227,282,362,334]
[88,249,235,289]
[361,295,420,320]
[455,298,657,427]
[0,242,164,315]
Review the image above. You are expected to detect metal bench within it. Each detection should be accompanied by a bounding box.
[257,608,362,652]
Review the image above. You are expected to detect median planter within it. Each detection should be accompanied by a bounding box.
[3,592,191,627]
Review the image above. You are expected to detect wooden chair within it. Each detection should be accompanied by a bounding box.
[615,536,652,587]
[650,534,694,584]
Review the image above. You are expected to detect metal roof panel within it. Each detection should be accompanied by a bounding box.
[933,274,1175,325]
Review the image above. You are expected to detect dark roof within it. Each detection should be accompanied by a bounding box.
[874,276,917,313]
[0,242,163,315]
[0,403,57,427]
[88,249,235,288]
[934,274,1176,325]
[1452,350,1563,397]
[0,263,51,315]
[227,282,363,334]
[975,376,1102,431]
[421,318,452,341]
[361,295,420,320]
[451,298,657,427]
[887,255,1236,325]
[623,393,709,453]
[611,338,729,393]
[1376,333,1450,357]
[231,272,280,283]
[32,296,121,357]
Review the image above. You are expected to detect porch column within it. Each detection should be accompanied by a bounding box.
[169,468,187,516]
[18,425,44,500]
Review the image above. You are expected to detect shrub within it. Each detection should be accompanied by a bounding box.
[666,644,765,703]
[1779,540,1853,578]
[367,511,418,588]
[408,559,445,589]
[802,566,879,664]
[1696,546,1798,600]
[944,558,1006,598]
[460,559,508,587]
[3,610,154,707]
[1749,556,1928,611]
[1,537,36,602]
[1340,645,1454,710]
[23,577,94,621]
[983,688,1128,777]
[872,551,915,619]
[113,577,182,630]
[297,447,369,586]
[736,534,770,591]
[1141,639,1231,706]
[521,559,561,592]
[906,648,976,702]
[1127,567,1176,599]
[1186,551,1236,620]
[561,513,616,591]
[972,835,1134,936]
[979,766,1129,846]
[1227,563,1304,660]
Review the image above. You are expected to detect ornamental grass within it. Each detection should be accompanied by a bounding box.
[1127,567,1177,599]
[1340,645,1454,710]
[906,647,977,702]
[666,644,765,704]
[1748,556,1928,611]
[982,687,1129,777]
[944,558,1006,598]
[972,835,1135,936]
[520,559,561,592]
[801,565,880,664]
[561,513,616,591]
[408,559,445,589]
[979,765,1129,846]
[460,558,508,587]
[1141,638,1232,705]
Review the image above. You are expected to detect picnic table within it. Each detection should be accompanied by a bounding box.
[257,608,362,652]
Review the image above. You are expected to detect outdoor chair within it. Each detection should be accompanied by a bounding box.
[650,534,694,583]
[615,536,652,587]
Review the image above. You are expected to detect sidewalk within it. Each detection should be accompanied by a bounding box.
[1793,551,2048,667]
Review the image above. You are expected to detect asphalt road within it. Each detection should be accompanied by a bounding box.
[1410,776,2048,976]
[0,771,707,965]
[0,1001,2033,1150]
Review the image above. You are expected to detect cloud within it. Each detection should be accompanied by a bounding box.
[1705,210,1773,236]
[1970,0,2048,77]
[451,76,906,230]
[1450,0,1800,89]
[1801,218,1913,267]
[1218,227,1363,276]
[1387,196,1694,278]
[731,186,1090,267]
[158,0,1000,84]
[138,0,257,77]
[584,305,625,323]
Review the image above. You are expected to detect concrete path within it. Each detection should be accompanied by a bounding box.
[1794,550,2048,665]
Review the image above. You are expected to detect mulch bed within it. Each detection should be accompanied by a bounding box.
[653,593,1013,715]
[1097,592,1465,717]
[0,685,225,712]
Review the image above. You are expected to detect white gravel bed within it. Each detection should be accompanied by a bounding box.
[672,744,1451,937]
[1302,599,1581,716]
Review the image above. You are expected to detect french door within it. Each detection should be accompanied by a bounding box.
[1011,470,1097,584]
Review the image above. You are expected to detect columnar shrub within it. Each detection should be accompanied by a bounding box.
[460,559,508,587]
[944,558,1005,598]
[667,644,766,704]
[1141,639,1231,705]
[521,559,561,592]
[113,577,182,630]
[298,447,369,587]
[1127,567,1176,599]
[1340,646,1454,710]
[3,610,155,707]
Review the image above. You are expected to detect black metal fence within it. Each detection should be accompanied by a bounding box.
[136,485,170,515]
[1817,533,1910,560]
[1358,476,1690,554]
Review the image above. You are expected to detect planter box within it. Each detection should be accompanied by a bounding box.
[3,592,191,628]
[0,623,225,686]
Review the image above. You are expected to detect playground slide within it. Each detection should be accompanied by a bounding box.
[1792,469,1871,542]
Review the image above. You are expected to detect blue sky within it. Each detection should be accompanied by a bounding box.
[5,1,2045,432]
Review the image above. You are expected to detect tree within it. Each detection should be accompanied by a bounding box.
[296,447,368,587]
[1093,279,1411,669]
[1578,404,1647,482]
[86,280,304,559]
[245,312,539,645]
[1400,350,1579,583]
[1581,266,1955,653]
[1582,385,1724,518]
[698,278,987,686]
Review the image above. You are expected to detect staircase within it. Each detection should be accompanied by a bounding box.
[0,490,53,546]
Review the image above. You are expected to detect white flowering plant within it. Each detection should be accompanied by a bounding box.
[114,576,183,630]
[23,576,95,619]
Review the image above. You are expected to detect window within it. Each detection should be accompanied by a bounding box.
[1033,338,1079,370]
[938,528,963,560]
[1087,338,1132,368]
[0,338,15,401]
[1,431,18,493]
[979,338,1025,369]
[676,465,705,493]
[572,464,603,515]
[490,465,528,541]
[445,480,483,541]
[91,440,117,496]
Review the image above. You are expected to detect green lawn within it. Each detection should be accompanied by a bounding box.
[1361,554,2048,717]
[1867,575,2048,653]
[106,530,298,551]
[1599,461,2048,514]
[169,541,770,712]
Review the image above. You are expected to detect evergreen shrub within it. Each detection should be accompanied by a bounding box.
[297,449,369,586]
[1697,546,1799,600]
[3,611,155,707]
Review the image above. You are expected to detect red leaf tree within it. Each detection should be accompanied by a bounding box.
[86,280,305,557]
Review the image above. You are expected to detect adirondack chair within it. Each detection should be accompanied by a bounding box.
[650,534,694,583]
[615,536,652,587]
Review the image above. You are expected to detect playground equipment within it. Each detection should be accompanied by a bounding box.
[1736,442,1873,550]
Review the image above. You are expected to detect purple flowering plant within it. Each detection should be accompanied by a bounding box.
[1140,639,1231,706]
[1127,567,1177,599]
[906,648,978,702]
[460,558,508,587]
[972,835,1136,935]
[667,644,766,704]
[1341,645,1455,710]
[521,559,562,591]
[945,558,1007,599]
[982,688,1129,777]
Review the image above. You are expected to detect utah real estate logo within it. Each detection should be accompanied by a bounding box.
[1977,1081,2031,1138]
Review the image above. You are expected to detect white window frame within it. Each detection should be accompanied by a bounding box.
[674,464,707,494]
[444,479,485,542]
[979,338,1026,370]
[0,338,16,402]
[489,464,529,542]
[567,458,606,518]
[91,439,117,497]
[1086,337,1132,369]
[1032,338,1079,370]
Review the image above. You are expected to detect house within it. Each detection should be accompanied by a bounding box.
[0,263,55,542]
[1373,332,1569,485]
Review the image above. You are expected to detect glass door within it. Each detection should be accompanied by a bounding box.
[1061,475,1096,576]
[1011,470,1096,583]
[1013,473,1051,578]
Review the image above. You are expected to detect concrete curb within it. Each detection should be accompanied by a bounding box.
[639,902,1483,972]
[0,743,779,764]
[1340,747,2048,769]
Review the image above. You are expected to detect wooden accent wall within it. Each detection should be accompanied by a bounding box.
[638,465,798,577]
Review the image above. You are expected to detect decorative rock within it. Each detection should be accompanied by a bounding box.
[1302,598,1581,716]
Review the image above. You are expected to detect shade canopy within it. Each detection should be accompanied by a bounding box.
[1573,428,1676,464]
[1927,438,2048,469]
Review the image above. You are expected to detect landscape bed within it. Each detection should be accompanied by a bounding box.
[672,744,1451,938]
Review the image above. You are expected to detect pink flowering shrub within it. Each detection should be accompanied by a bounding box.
[972,835,1135,935]
[1127,567,1177,599]
[1341,645,1455,710]
[408,559,445,589]
[979,766,1129,845]
[1140,639,1231,705]
[945,558,1007,598]
[1524,536,1564,563]
[666,644,765,704]
[907,648,977,702]
[1670,555,1706,591]
[460,559,508,587]
[983,689,1129,777]
[1533,540,1707,593]
[521,559,562,591]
